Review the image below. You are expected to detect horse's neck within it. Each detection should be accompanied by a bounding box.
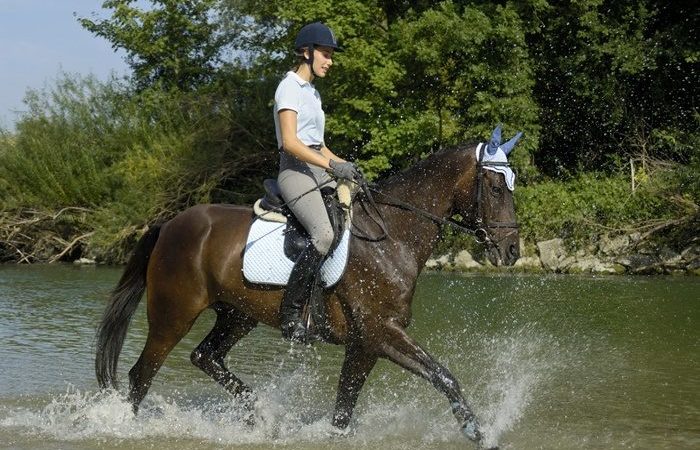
[380,149,469,219]
[370,149,474,266]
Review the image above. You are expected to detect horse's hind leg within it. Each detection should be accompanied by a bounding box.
[379,324,483,444]
[127,311,199,412]
[190,302,258,406]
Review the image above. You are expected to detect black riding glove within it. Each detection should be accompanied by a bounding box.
[328,160,361,181]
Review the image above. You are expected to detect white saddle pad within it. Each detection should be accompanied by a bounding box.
[242,219,350,287]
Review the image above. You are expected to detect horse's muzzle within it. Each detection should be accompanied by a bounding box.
[487,238,520,267]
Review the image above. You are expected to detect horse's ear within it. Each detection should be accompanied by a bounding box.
[487,124,502,155]
[500,131,523,156]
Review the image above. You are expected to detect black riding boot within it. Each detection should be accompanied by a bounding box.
[279,244,325,343]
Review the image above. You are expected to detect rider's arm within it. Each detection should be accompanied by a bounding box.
[279,109,331,169]
[320,146,346,164]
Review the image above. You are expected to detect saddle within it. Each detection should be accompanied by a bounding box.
[253,179,353,261]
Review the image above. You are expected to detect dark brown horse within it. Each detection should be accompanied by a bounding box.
[95,139,520,447]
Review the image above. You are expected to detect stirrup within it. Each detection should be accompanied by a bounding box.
[281,320,310,344]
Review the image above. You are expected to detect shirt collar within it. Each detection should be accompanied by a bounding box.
[287,71,312,87]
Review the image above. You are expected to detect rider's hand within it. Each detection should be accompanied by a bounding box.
[328,159,362,181]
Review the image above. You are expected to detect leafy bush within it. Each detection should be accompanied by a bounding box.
[516,166,694,246]
[435,159,697,257]
[0,72,275,262]
[0,75,126,209]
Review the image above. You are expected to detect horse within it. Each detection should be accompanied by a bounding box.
[95,132,521,447]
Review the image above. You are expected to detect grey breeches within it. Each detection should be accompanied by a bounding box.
[278,152,337,256]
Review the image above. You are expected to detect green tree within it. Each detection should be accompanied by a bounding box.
[522,0,698,175]
[79,0,227,91]
[222,0,540,179]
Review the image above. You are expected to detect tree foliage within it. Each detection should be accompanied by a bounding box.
[79,0,227,90]
[523,0,698,174]
[0,0,696,262]
[79,0,697,179]
[222,0,540,178]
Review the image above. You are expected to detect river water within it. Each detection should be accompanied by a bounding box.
[0,265,697,449]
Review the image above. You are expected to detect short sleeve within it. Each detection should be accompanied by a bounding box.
[275,77,301,113]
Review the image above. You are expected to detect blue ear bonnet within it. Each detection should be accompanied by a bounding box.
[486,124,523,156]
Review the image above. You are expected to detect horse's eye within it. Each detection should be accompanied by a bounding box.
[491,186,503,196]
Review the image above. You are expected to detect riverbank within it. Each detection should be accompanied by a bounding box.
[428,226,700,276]
[4,226,700,276]
[51,230,700,277]
[2,207,698,275]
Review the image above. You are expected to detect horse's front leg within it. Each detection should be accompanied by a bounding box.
[332,343,378,429]
[380,323,484,445]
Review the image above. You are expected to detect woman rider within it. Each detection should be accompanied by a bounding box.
[274,22,361,342]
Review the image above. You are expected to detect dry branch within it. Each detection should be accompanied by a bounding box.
[0,207,93,263]
[49,232,95,263]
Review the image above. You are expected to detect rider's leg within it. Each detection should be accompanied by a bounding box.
[279,244,325,341]
[277,163,335,342]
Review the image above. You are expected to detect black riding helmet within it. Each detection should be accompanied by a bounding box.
[294,22,343,77]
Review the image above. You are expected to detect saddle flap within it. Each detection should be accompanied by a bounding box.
[243,220,351,288]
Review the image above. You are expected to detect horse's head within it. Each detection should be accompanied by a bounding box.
[454,125,521,266]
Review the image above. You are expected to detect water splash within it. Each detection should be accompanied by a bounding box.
[471,326,567,448]
[2,388,137,441]
[1,387,299,445]
[2,370,456,448]
[425,316,569,450]
[1,327,569,448]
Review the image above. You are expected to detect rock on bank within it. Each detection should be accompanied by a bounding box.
[426,234,700,276]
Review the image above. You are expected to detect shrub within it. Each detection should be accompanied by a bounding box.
[0,72,275,262]
[516,166,694,246]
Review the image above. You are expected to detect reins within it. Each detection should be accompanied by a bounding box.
[350,144,519,245]
[351,181,487,242]
[348,178,390,241]
[255,177,499,245]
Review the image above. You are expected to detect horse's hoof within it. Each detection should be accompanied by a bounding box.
[329,425,353,438]
[461,417,482,443]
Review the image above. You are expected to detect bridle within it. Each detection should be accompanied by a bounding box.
[472,143,520,245]
[351,144,519,247]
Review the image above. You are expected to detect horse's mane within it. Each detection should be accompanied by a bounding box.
[373,142,479,192]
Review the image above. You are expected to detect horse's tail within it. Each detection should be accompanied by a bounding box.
[95,224,162,389]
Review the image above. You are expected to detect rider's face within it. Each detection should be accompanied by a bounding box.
[310,46,334,77]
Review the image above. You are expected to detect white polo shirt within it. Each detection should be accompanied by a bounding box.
[273,71,325,149]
